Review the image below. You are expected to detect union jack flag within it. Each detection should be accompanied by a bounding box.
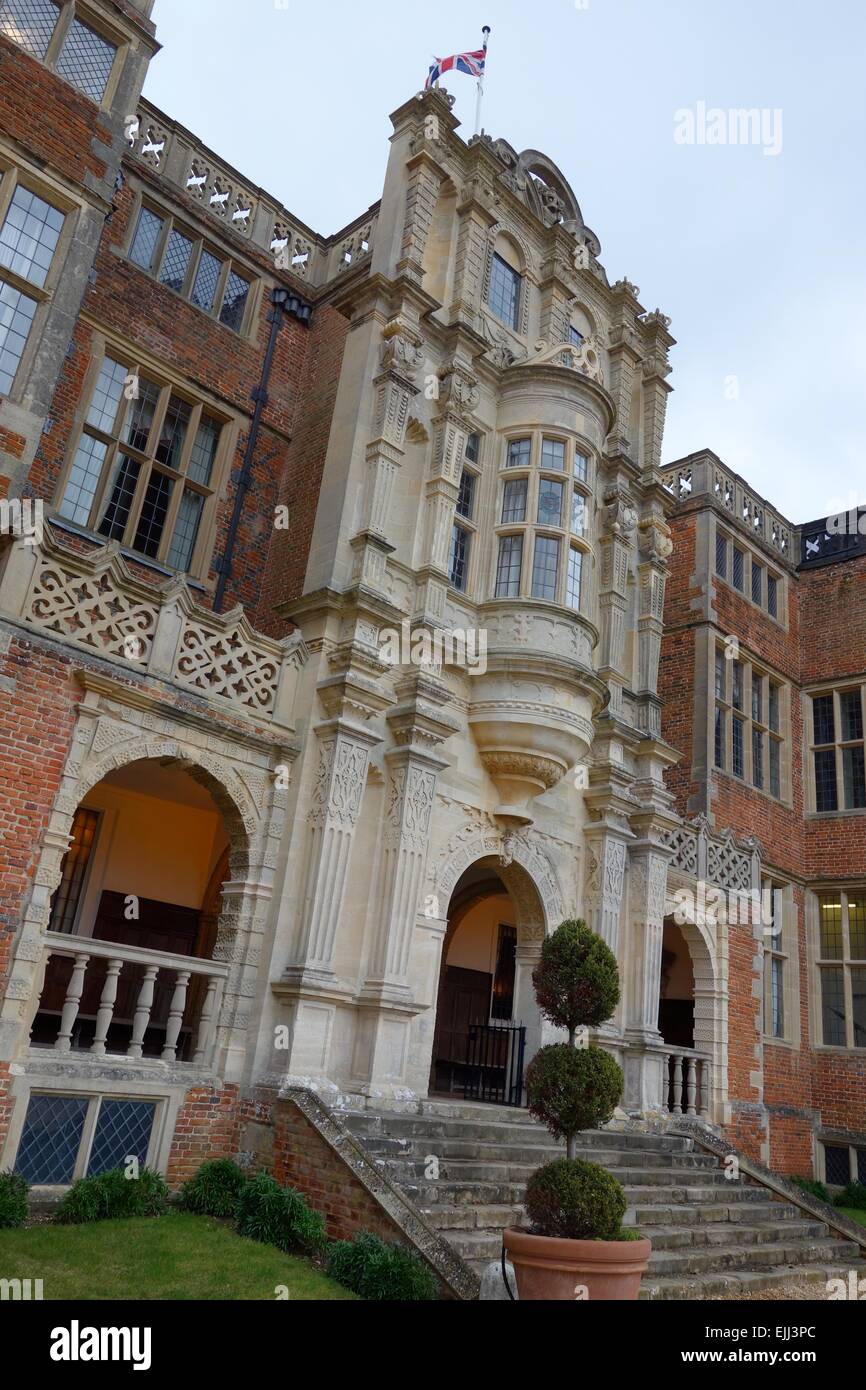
[425,48,487,89]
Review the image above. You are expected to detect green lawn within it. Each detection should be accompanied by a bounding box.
[0,1212,357,1300]
[838,1207,866,1229]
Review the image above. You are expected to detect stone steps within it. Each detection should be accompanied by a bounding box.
[341,1103,866,1300]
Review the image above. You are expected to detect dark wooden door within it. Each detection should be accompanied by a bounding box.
[430,966,492,1092]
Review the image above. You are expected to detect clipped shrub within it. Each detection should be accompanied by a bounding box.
[532,920,620,1039]
[326,1233,438,1301]
[56,1167,169,1225]
[525,1158,626,1242]
[0,1171,28,1229]
[525,1043,623,1149]
[834,1181,866,1211]
[235,1172,326,1254]
[178,1159,248,1218]
[792,1176,831,1204]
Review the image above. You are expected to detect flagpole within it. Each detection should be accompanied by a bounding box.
[474,26,491,136]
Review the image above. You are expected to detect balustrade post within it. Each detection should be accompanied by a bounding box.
[686,1056,698,1116]
[128,966,159,1059]
[671,1054,684,1115]
[699,1060,711,1120]
[91,959,123,1056]
[55,952,90,1053]
[162,970,191,1061]
[193,975,221,1064]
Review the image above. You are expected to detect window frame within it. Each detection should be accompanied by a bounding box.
[714,522,785,625]
[0,160,75,399]
[12,1090,162,1185]
[808,684,866,815]
[814,888,866,1051]
[447,432,482,596]
[762,879,789,1042]
[0,1,125,110]
[487,250,521,331]
[493,430,594,612]
[712,643,786,801]
[52,340,235,581]
[125,194,257,338]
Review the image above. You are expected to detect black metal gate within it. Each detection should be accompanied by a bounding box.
[464,1021,526,1107]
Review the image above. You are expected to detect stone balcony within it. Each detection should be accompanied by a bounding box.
[0,527,307,731]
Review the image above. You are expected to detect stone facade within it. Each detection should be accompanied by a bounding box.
[0,5,862,1199]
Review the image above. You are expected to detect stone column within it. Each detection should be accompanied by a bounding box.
[416,362,480,628]
[583,832,629,956]
[623,841,674,1113]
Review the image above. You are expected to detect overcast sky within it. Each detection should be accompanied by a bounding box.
[145,0,866,526]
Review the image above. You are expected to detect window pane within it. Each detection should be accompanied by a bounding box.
[86,356,126,433]
[752,673,763,723]
[752,727,764,789]
[219,269,251,331]
[58,432,107,526]
[819,897,844,959]
[506,437,530,469]
[0,0,59,58]
[0,278,37,394]
[714,707,725,769]
[820,966,846,1046]
[122,377,160,452]
[133,470,174,558]
[714,650,726,701]
[531,535,560,601]
[56,16,116,103]
[732,661,743,711]
[448,524,470,592]
[191,250,223,312]
[769,737,780,798]
[813,694,835,745]
[767,573,778,618]
[87,1099,156,1178]
[187,416,220,486]
[860,1150,866,1185]
[15,1094,89,1184]
[732,715,744,777]
[574,451,588,483]
[158,228,194,293]
[814,748,838,812]
[501,478,526,524]
[852,968,866,1048]
[843,746,866,810]
[155,395,190,471]
[732,548,744,591]
[541,438,565,471]
[751,560,762,605]
[715,531,727,578]
[770,955,784,1037]
[768,683,780,733]
[98,454,140,541]
[848,897,866,960]
[841,690,864,742]
[824,1144,851,1185]
[568,325,583,346]
[537,478,564,526]
[571,490,586,536]
[167,489,204,572]
[495,534,522,598]
[456,470,475,520]
[128,207,164,272]
[566,548,582,611]
[488,253,520,329]
[47,806,99,934]
[465,432,480,464]
[0,184,64,289]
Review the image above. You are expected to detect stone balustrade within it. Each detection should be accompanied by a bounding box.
[32,933,229,1067]
[662,1046,711,1119]
[0,529,308,729]
[125,100,377,289]
[661,456,792,564]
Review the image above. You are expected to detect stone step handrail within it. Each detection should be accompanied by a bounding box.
[33,932,229,1066]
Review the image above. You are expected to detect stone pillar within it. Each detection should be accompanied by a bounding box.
[416,362,480,627]
[623,841,674,1113]
[583,832,629,956]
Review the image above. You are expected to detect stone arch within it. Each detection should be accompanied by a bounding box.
[663,903,728,1124]
[434,829,565,942]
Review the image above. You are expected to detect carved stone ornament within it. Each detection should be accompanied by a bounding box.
[380,331,424,382]
[438,365,481,419]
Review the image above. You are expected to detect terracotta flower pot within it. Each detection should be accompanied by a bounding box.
[503,1228,652,1301]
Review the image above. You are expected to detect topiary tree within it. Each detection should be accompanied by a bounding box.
[523,920,629,1239]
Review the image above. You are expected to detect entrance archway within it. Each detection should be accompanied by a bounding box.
[32,758,235,1060]
[429,851,551,1105]
[657,911,726,1122]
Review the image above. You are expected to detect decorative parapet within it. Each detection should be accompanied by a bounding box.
[125,100,377,289]
[0,529,308,730]
[661,455,792,565]
[664,815,759,893]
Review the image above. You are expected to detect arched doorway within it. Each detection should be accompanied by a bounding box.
[32,757,233,1060]
[659,921,696,1049]
[429,855,548,1106]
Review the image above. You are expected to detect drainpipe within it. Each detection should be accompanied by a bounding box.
[213,286,312,613]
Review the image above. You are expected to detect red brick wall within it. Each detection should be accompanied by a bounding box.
[165,1084,242,1187]
[659,511,699,811]
[0,34,111,189]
